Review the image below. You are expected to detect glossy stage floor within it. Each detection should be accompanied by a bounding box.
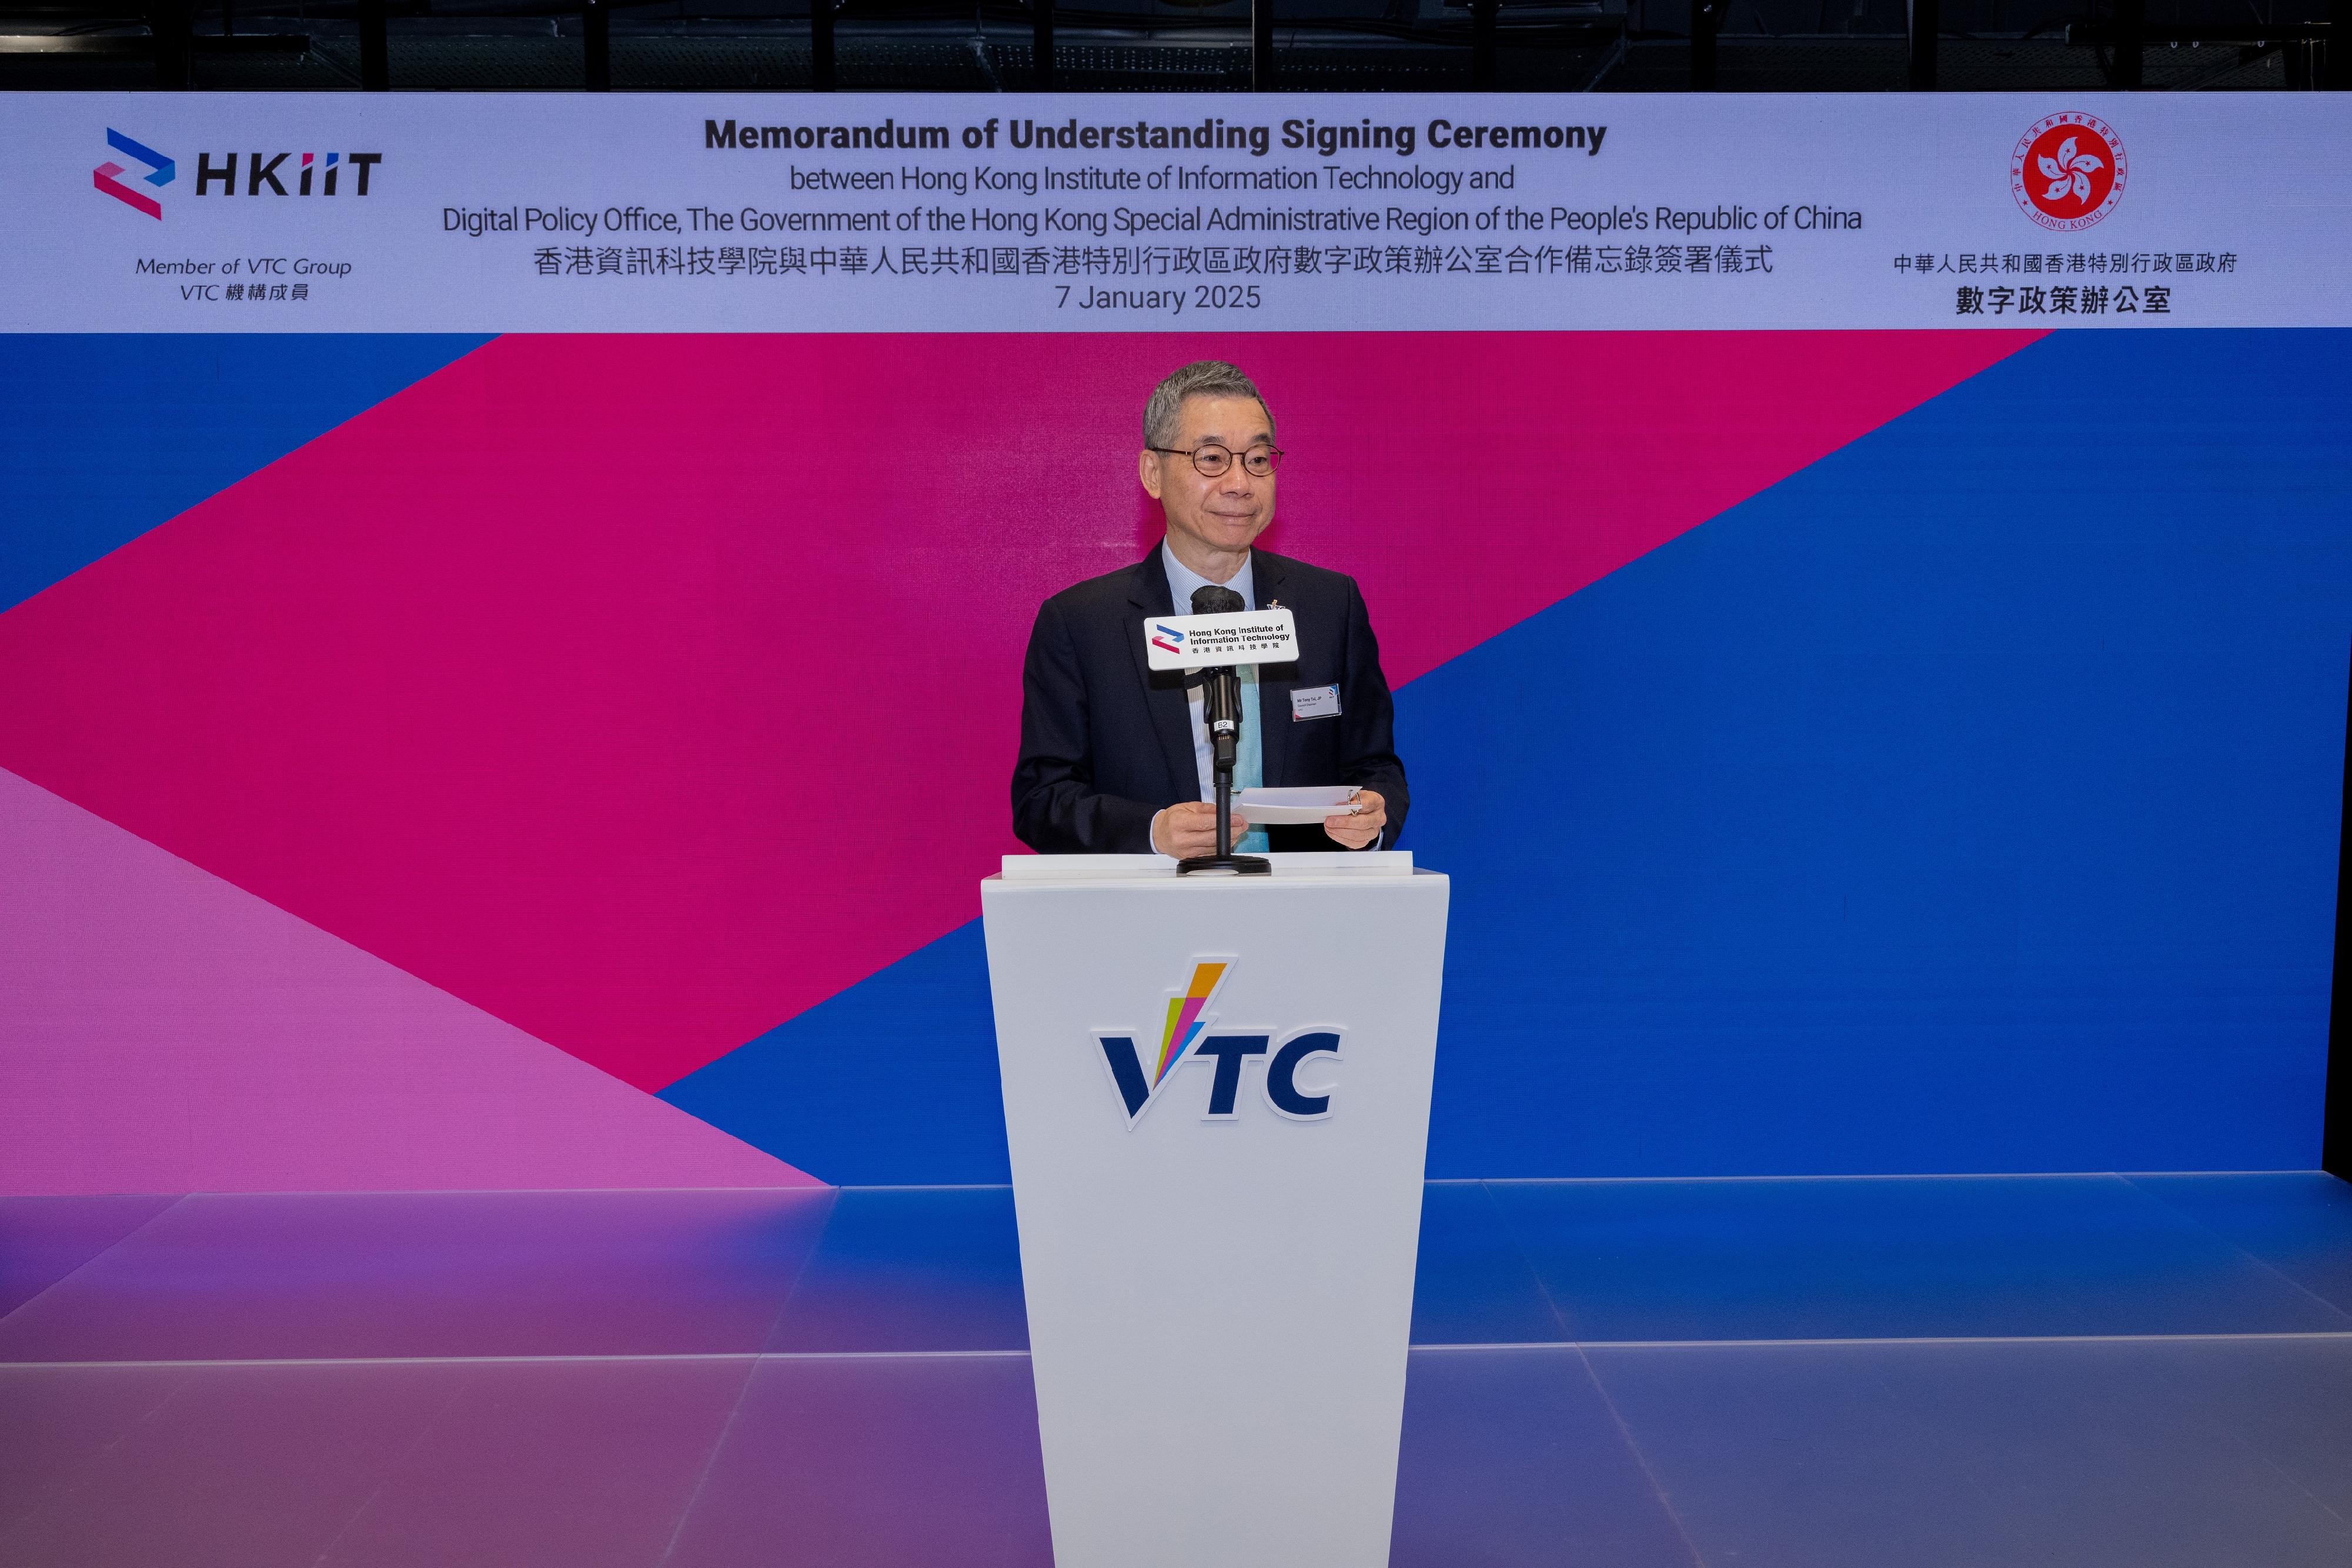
[5,1172,2352,1567]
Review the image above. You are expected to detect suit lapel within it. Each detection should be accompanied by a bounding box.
[1128,545,1201,801]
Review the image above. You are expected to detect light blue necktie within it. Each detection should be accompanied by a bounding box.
[1234,666,1268,854]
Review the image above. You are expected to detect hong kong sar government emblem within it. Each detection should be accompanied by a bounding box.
[2010,112,2128,232]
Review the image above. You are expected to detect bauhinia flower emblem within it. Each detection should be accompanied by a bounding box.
[2011,113,2127,230]
[2037,136,2104,208]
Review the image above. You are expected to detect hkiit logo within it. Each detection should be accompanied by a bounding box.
[1094,960,1343,1127]
[92,129,385,219]
[92,129,172,219]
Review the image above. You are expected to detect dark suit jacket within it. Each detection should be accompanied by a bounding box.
[1012,544,1410,855]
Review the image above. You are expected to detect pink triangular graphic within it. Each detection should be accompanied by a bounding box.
[0,766,820,1195]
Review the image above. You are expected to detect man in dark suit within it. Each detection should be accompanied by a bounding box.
[1013,360,1409,858]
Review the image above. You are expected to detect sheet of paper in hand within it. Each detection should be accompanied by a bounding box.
[1235,785,1362,824]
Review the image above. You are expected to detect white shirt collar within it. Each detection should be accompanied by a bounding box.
[1160,539,1254,616]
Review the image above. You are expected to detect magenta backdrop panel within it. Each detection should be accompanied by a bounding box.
[0,330,2035,1108]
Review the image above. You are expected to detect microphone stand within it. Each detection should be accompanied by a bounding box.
[1178,664,1271,877]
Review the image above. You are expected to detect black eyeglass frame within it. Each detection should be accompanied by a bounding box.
[1147,443,1285,478]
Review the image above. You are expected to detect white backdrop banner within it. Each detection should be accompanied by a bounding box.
[7,91,2348,332]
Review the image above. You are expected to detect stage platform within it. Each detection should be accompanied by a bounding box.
[5,1172,2351,1566]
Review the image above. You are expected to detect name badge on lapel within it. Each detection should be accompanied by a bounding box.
[1291,684,1341,721]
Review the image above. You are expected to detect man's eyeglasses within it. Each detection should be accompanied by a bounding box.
[1148,443,1284,479]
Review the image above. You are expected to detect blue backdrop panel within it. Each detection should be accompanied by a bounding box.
[664,923,1014,1187]
[669,329,2351,1185]
[1408,327,2352,1176]
[0,333,490,613]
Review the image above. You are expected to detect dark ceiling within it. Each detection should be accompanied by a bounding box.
[0,0,2334,90]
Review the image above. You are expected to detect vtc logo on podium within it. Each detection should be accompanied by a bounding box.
[1094,960,1343,1127]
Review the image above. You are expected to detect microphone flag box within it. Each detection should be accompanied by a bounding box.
[1142,608,1299,671]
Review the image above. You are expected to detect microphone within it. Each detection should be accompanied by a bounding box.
[1190,585,1245,777]
[1138,581,1289,875]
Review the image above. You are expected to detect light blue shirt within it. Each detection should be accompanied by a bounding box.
[1160,541,1269,853]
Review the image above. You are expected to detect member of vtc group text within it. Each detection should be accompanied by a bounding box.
[1011,360,1409,857]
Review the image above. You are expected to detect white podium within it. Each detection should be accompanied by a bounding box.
[981,852,1449,1568]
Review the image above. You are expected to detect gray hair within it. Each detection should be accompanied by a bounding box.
[1142,360,1275,450]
